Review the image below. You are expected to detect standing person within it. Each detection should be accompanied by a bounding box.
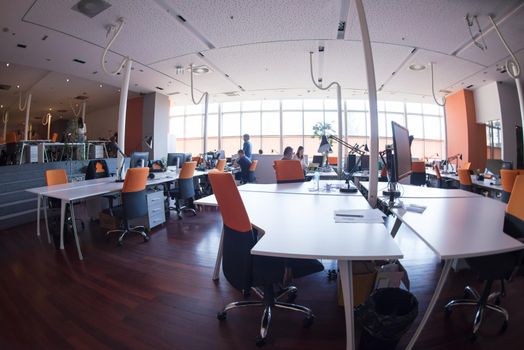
[282,146,294,160]
[242,134,252,159]
[293,146,307,170]
[77,117,87,142]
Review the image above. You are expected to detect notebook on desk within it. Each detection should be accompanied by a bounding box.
[307,163,319,171]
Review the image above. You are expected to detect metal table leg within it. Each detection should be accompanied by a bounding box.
[339,260,355,350]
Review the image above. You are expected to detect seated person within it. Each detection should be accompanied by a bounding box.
[282,146,294,160]
[293,146,307,170]
[233,149,252,183]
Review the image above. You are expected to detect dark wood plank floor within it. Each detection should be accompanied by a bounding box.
[1,206,523,349]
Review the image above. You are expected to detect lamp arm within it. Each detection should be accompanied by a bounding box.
[328,135,365,156]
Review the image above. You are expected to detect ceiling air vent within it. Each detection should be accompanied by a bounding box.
[17,44,27,48]
[0,84,11,91]
[72,0,111,18]
[168,92,180,96]
[224,91,240,97]
[74,95,89,100]
[73,58,86,64]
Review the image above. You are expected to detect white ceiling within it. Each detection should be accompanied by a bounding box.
[1,0,524,122]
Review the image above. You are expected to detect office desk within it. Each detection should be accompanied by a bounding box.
[426,169,503,197]
[238,180,360,196]
[196,191,402,350]
[389,196,524,349]
[305,169,339,180]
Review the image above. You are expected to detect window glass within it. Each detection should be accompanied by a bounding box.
[325,111,339,134]
[347,112,367,136]
[378,112,387,137]
[406,102,422,114]
[282,111,303,135]
[171,105,185,116]
[407,114,424,138]
[186,104,202,115]
[261,112,280,135]
[207,103,219,114]
[207,114,218,137]
[282,99,302,110]
[242,100,261,111]
[304,111,323,136]
[241,112,261,136]
[385,101,404,113]
[170,117,184,138]
[222,101,241,112]
[324,99,338,110]
[424,116,441,139]
[347,100,366,111]
[262,100,280,110]
[222,113,240,137]
[303,99,324,110]
[423,103,441,115]
[185,115,202,138]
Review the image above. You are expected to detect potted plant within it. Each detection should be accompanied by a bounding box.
[312,121,335,168]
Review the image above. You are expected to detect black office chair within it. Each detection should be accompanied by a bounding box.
[169,161,197,219]
[444,175,524,339]
[209,172,323,346]
[107,167,151,245]
[85,159,110,180]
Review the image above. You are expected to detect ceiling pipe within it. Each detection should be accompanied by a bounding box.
[18,91,32,141]
[2,110,8,142]
[190,64,210,155]
[430,62,446,107]
[309,51,344,178]
[42,112,52,140]
[354,0,379,209]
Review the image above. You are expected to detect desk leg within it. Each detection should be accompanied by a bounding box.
[406,259,452,350]
[69,201,83,260]
[36,195,42,237]
[213,228,224,280]
[390,217,403,238]
[43,197,50,244]
[339,260,355,350]
[59,200,66,250]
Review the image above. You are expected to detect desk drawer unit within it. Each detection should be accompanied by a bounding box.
[147,190,165,229]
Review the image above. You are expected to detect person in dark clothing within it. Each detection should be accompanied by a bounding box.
[242,134,252,159]
[234,149,252,183]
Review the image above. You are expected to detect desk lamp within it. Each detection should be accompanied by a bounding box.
[317,135,332,169]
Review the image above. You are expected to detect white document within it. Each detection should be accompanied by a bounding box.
[333,209,385,223]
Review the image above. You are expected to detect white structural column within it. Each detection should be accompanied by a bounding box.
[516,78,524,163]
[23,94,32,141]
[2,110,8,141]
[117,60,133,174]
[355,0,379,207]
[203,93,209,154]
[336,85,343,176]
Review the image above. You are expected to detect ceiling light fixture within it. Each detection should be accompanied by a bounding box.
[99,84,103,88]
[72,0,111,18]
[5,63,9,67]
[66,78,70,82]
[189,65,211,75]
[409,64,426,71]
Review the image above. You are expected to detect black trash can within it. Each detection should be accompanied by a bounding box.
[355,288,418,350]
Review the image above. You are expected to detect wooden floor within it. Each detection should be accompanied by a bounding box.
[1,206,523,350]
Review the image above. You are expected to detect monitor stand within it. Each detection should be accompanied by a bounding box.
[383,181,401,206]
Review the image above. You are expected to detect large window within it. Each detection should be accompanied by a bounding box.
[170,98,446,160]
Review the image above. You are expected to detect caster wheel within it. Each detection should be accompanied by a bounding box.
[444,306,452,318]
[117,240,123,246]
[217,311,227,320]
[500,320,508,333]
[287,291,297,303]
[469,334,477,343]
[143,235,150,242]
[255,336,266,347]
[81,222,85,230]
[303,315,315,328]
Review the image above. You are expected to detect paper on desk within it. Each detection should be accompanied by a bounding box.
[333,209,385,223]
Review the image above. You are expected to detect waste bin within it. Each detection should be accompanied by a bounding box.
[355,288,418,350]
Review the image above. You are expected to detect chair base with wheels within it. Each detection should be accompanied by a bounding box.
[169,197,197,219]
[217,284,314,346]
[444,279,508,340]
[106,223,150,246]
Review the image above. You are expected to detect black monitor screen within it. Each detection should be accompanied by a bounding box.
[486,159,504,176]
[130,152,149,168]
[392,121,412,181]
[360,155,370,171]
[167,153,186,167]
[312,155,324,165]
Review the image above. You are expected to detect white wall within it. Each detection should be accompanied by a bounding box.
[85,104,119,139]
[473,82,501,124]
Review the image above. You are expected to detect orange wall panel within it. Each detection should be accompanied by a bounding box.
[445,89,486,170]
[124,96,144,155]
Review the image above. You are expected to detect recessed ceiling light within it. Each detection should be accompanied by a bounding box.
[66,78,70,82]
[72,0,112,18]
[5,63,9,67]
[409,64,426,71]
[189,65,211,75]
[16,85,20,88]
[0,105,3,108]
[99,84,103,88]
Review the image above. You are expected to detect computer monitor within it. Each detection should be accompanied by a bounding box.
[217,150,225,159]
[346,154,357,172]
[312,155,324,166]
[129,152,149,168]
[485,159,504,176]
[502,161,513,170]
[391,121,412,182]
[359,155,370,171]
[167,153,186,167]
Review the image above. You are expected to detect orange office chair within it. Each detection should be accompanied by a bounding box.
[215,159,226,172]
[463,162,472,170]
[445,175,524,339]
[51,132,58,143]
[500,169,521,203]
[45,169,68,186]
[170,161,197,219]
[247,159,258,183]
[192,156,203,165]
[209,172,323,345]
[458,168,473,191]
[107,167,150,245]
[274,160,305,183]
[410,161,427,186]
[327,156,337,166]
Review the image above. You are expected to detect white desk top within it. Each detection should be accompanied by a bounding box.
[26,177,115,195]
[197,191,402,261]
[305,170,339,178]
[426,169,503,192]
[392,196,523,259]
[359,181,480,198]
[238,180,360,196]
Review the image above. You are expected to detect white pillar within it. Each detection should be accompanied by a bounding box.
[2,110,8,142]
[23,94,32,141]
[355,0,379,207]
[336,85,343,177]
[515,77,524,164]
[46,114,52,140]
[117,60,132,174]
[203,93,209,154]
[81,100,86,122]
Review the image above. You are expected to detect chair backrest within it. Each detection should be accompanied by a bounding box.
[51,133,58,143]
[6,132,17,144]
[248,159,258,172]
[215,159,226,172]
[85,159,109,180]
[45,169,68,186]
[208,172,255,291]
[411,161,425,173]
[327,156,337,165]
[462,162,472,170]
[122,167,149,219]
[192,156,202,164]
[501,169,520,193]
[506,175,524,224]
[457,168,472,186]
[180,161,196,179]
[274,160,305,183]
